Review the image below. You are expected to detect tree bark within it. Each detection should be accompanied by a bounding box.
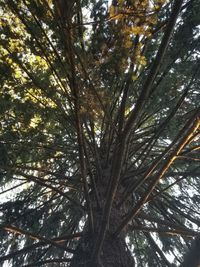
[70,231,135,267]
[70,167,135,267]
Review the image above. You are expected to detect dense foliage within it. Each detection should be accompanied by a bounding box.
[0,0,200,266]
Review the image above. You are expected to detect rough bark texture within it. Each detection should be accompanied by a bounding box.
[70,166,135,267]
[70,231,135,267]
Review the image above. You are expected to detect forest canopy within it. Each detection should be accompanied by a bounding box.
[0,0,200,266]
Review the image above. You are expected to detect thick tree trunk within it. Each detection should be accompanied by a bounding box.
[70,168,135,266]
[70,231,135,267]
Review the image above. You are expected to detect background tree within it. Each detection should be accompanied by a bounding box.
[0,0,200,266]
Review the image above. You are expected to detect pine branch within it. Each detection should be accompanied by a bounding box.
[21,258,72,267]
[0,242,50,263]
[180,236,200,267]
[123,0,184,137]
[0,181,27,195]
[144,232,172,267]
[131,225,199,238]
[115,112,200,235]
[13,171,84,209]
[0,232,82,263]
[138,213,194,232]
[91,3,185,258]
[0,224,75,253]
[7,0,72,104]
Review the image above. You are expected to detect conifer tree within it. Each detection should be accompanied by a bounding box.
[0,0,199,266]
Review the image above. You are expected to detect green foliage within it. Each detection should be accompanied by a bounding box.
[0,0,200,266]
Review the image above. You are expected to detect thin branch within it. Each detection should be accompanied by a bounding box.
[62,7,94,233]
[0,224,75,253]
[144,232,172,267]
[131,225,199,238]
[138,213,192,232]
[91,3,185,259]
[148,174,196,202]
[21,258,71,267]
[0,232,82,263]
[13,171,84,209]
[0,242,50,263]
[180,236,200,267]
[123,0,184,137]
[0,181,27,195]
[114,112,200,235]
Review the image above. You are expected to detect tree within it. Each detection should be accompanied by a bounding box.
[180,236,200,267]
[0,0,200,266]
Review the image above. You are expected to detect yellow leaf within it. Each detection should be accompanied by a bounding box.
[124,38,132,48]
[118,0,124,4]
[29,115,42,128]
[109,5,116,18]
[130,26,145,35]
[132,75,138,81]
[138,56,147,66]
[14,70,21,79]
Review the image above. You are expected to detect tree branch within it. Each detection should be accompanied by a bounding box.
[0,232,82,263]
[180,236,200,267]
[123,0,184,137]
[21,258,71,267]
[115,112,200,235]
[0,224,75,253]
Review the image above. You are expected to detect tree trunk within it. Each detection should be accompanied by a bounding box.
[70,167,135,267]
[70,230,135,267]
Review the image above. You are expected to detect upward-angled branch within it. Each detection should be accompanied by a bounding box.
[90,1,184,263]
[123,0,184,137]
[14,171,83,209]
[0,224,75,253]
[22,258,71,267]
[7,0,71,103]
[118,67,200,207]
[115,112,200,236]
[64,9,94,233]
[144,231,172,267]
[0,232,82,263]
[21,258,72,267]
